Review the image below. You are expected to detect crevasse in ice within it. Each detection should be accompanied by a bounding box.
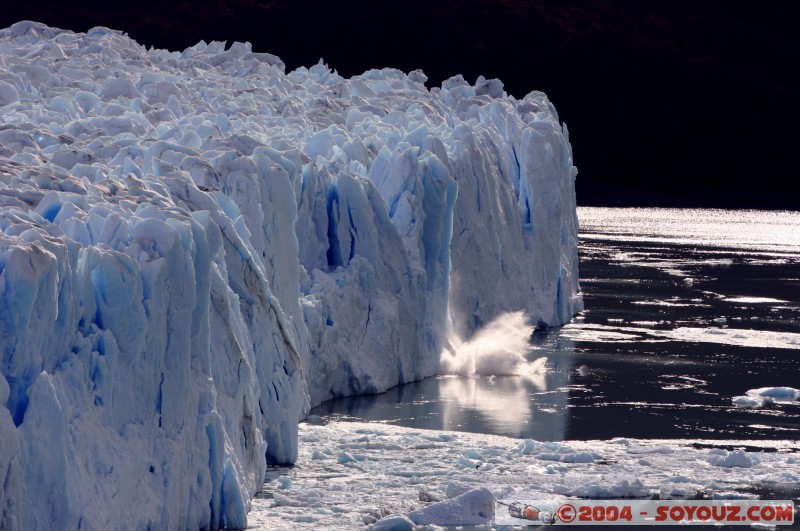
[0,21,580,529]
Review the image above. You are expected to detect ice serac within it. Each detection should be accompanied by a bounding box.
[0,21,580,530]
[442,83,581,336]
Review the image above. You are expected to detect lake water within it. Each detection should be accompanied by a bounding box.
[310,207,800,443]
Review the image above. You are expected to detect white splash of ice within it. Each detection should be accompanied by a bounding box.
[439,311,541,376]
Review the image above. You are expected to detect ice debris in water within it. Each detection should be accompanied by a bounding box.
[732,387,800,407]
[747,387,800,399]
[732,395,767,408]
[708,449,761,469]
[405,487,495,525]
[249,421,800,530]
[0,20,581,529]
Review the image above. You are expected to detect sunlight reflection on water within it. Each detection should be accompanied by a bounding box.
[578,207,800,255]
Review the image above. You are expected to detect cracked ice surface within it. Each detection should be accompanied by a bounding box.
[0,20,580,529]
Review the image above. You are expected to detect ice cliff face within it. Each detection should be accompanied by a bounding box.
[0,21,580,530]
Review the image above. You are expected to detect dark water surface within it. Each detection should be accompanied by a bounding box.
[311,208,800,442]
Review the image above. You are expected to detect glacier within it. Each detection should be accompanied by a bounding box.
[0,21,580,530]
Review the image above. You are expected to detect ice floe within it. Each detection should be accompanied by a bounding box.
[249,421,799,529]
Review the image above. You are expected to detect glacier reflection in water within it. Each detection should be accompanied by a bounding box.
[310,335,575,441]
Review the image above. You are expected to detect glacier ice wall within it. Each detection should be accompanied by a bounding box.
[0,21,580,530]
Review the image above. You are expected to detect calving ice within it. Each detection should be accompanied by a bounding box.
[0,20,581,530]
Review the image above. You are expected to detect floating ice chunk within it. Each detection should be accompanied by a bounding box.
[457,456,483,469]
[556,478,649,498]
[337,451,358,464]
[405,487,495,526]
[272,493,306,507]
[732,395,764,408]
[418,489,442,502]
[516,439,542,456]
[746,387,800,399]
[733,387,799,408]
[561,451,595,464]
[311,450,328,460]
[372,514,416,531]
[709,450,760,468]
[659,484,699,500]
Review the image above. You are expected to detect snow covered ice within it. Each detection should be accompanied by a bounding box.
[0,21,580,529]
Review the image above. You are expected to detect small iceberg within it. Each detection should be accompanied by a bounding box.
[732,387,800,408]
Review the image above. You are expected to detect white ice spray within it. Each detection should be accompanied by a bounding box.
[439,311,546,376]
